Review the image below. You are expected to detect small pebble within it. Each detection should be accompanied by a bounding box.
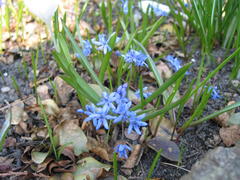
[3,72,8,77]
[1,86,11,93]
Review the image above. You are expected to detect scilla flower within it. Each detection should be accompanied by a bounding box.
[128,113,147,135]
[77,105,116,130]
[123,49,148,67]
[92,34,112,54]
[82,40,92,56]
[114,144,132,158]
[208,86,222,100]
[135,87,152,99]
[97,92,119,111]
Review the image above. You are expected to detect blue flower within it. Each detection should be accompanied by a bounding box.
[114,144,132,158]
[97,92,119,110]
[152,6,169,16]
[0,0,4,7]
[165,55,182,72]
[92,34,111,54]
[120,0,130,14]
[135,87,152,99]
[208,86,222,100]
[113,101,134,123]
[123,49,148,67]
[78,105,116,130]
[82,40,92,56]
[128,113,147,135]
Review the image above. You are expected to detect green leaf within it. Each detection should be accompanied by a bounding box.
[0,110,11,151]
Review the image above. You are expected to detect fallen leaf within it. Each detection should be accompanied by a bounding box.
[31,151,49,164]
[37,85,50,100]
[10,100,28,125]
[74,157,111,180]
[55,120,88,156]
[87,137,113,162]
[124,129,139,141]
[150,61,172,80]
[0,157,14,173]
[48,160,76,174]
[228,112,240,125]
[147,136,180,162]
[4,137,16,148]
[49,173,74,180]
[42,99,60,116]
[54,76,74,105]
[122,144,143,169]
[219,125,240,146]
[149,117,177,139]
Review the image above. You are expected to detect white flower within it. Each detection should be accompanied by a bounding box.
[24,0,60,26]
[138,0,170,16]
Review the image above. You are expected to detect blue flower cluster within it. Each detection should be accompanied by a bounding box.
[77,83,148,135]
[92,34,112,54]
[114,144,132,158]
[122,49,148,67]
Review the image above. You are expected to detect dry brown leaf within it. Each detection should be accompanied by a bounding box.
[122,144,143,169]
[219,125,240,146]
[55,120,88,156]
[10,100,28,125]
[48,160,76,174]
[150,61,172,80]
[54,76,74,105]
[214,101,236,127]
[37,85,50,100]
[0,157,14,173]
[150,117,177,139]
[42,99,60,116]
[87,137,113,162]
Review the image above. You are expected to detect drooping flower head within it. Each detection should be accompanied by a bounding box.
[92,34,111,54]
[82,40,92,56]
[123,49,148,67]
[135,87,152,99]
[114,144,132,158]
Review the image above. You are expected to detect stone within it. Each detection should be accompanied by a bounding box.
[181,146,240,180]
[1,87,11,93]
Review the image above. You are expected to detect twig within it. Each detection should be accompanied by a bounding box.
[160,162,191,172]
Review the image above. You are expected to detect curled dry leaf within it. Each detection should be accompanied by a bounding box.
[55,120,88,156]
[122,144,143,169]
[42,99,60,116]
[48,160,76,174]
[219,125,240,146]
[150,117,177,139]
[214,101,236,127]
[37,85,50,100]
[149,61,172,80]
[10,100,28,125]
[31,151,49,164]
[87,137,113,162]
[147,136,180,162]
[74,157,111,180]
[54,76,74,105]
